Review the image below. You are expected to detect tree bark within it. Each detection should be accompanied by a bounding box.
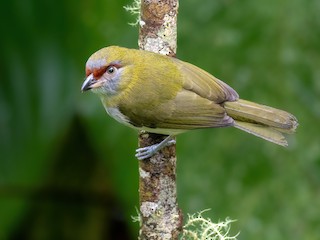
[137,0,182,239]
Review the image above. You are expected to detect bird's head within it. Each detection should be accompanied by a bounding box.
[81,46,134,96]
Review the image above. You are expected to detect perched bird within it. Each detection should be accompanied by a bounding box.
[81,46,298,160]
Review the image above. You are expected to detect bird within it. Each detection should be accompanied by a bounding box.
[81,46,298,160]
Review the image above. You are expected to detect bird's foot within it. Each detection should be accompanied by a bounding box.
[135,136,176,160]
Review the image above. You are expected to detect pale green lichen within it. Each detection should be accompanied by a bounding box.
[133,208,239,239]
[123,0,141,26]
[181,210,239,240]
[132,207,141,224]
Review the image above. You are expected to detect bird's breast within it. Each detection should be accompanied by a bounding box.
[105,107,133,127]
[104,106,186,135]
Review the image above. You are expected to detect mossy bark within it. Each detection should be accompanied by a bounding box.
[138,0,182,239]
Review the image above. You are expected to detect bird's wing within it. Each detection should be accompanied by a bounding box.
[142,89,235,131]
[172,58,239,103]
[116,57,238,132]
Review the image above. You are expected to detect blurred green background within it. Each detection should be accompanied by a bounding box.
[0,0,319,239]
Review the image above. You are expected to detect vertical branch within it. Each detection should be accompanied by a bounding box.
[137,0,182,239]
[139,0,178,57]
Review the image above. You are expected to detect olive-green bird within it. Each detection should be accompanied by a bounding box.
[81,46,298,160]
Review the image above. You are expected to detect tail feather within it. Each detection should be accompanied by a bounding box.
[234,121,288,146]
[224,99,298,146]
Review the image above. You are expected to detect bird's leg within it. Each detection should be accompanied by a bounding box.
[135,135,176,160]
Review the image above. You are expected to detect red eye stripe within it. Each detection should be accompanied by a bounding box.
[92,66,108,79]
[85,68,92,77]
[109,62,122,69]
[86,62,122,78]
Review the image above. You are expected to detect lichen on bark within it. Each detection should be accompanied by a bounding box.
[132,0,182,239]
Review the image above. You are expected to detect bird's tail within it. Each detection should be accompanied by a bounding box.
[224,99,298,146]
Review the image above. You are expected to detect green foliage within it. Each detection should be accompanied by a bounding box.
[0,0,319,239]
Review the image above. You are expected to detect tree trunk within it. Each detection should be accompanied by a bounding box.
[137,0,182,239]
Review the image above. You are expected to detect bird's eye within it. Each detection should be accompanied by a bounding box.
[107,66,116,74]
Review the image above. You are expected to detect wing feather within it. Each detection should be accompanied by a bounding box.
[152,89,234,130]
[172,58,239,103]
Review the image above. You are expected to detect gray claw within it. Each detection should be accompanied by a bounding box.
[135,136,176,160]
[135,145,157,160]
